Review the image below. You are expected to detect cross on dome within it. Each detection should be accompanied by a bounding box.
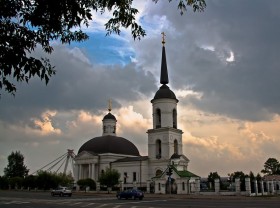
[108,99,112,112]
[161,32,166,45]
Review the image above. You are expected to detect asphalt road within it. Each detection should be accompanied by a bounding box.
[1,190,280,208]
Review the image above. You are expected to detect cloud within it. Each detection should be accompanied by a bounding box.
[1,0,280,178]
[133,0,280,121]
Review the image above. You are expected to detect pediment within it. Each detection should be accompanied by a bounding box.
[75,151,97,160]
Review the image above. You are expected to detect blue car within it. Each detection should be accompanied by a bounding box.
[116,189,144,200]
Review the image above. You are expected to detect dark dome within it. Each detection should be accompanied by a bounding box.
[78,135,140,156]
[152,84,178,101]
[103,112,116,121]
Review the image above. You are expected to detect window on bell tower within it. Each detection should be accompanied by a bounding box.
[174,139,178,154]
[156,109,161,128]
[156,139,162,159]
[173,109,177,128]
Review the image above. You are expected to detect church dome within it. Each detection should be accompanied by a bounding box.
[153,84,178,101]
[103,112,116,121]
[78,135,140,156]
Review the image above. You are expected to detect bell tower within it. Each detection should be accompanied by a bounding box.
[147,33,183,164]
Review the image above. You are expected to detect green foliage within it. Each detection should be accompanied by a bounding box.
[228,171,246,191]
[98,168,120,188]
[8,176,23,189]
[261,158,280,175]
[4,151,29,178]
[77,178,96,190]
[207,171,220,189]
[0,176,9,189]
[153,0,206,15]
[22,175,37,189]
[35,171,73,190]
[0,0,206,96]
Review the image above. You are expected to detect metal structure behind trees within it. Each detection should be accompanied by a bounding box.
[31,149,75,175]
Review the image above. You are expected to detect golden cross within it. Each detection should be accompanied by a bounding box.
[161,32,166,45]
[108,99,112,112]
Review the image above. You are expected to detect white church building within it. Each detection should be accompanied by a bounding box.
[74,35,199,194]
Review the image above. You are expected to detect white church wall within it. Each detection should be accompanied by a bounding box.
[112,160,149,189]
[148,128,183,160]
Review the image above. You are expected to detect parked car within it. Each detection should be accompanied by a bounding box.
[116,189,144,200]
[51,187,72,197]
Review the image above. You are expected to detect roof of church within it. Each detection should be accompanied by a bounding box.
[152,84,178,101]
[103,112,116,121]
[170,153,190,161]
[175,170,199,178]
[152,40,178,102]
[78,135,140,156]
[112,156,149,163]
[160,46,169,85]
[153,165,199,179]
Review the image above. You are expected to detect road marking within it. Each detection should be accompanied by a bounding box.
[4,201,30,204]
[56,201,71,204]
[69,202,83,206]
[81,202,96,207]
[115,199,167,205]
[95,204,108,208]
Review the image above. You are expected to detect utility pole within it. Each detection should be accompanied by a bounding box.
[166,165,173,194]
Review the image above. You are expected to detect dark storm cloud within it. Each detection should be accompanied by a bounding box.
[0,45,157,124]
[141,0,280,121]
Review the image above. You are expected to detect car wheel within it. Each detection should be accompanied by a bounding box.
[69,194,72,197]
[60,192,63,197]
[139,197,143,200]
[132,195,135,200]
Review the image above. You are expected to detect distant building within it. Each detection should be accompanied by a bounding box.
[74,35,199,194]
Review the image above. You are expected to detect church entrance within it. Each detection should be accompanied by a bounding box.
[165,178,177,194]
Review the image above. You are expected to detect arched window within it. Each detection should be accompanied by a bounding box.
[156,109,161,128]
[103,126,106,133]
[174,139,178,154]
[182,182,185,191]
[173,109,177,128]
[156,169,163,177]
[156,139,162,159]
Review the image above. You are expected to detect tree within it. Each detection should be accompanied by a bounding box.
[77,178,96,191]
[35,171,73,190]
[207,171,220,189]
[98,168,120,189]
[0,176,9,189]
[228,171,246,191]
[4,151,29,178]
[0,0,206,96]
[261,158,280,175]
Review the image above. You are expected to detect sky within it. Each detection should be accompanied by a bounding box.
[1,0,280,177]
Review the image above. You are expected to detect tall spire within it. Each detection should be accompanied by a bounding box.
[160,32,169,85]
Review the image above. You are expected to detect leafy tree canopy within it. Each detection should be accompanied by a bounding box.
[77,178,96,190]
[0,0,206,96]
[207,171,220,182]
[4,151,29,178]
[261,158,280,175]
[98,168,120,188]
[228,171,246,182]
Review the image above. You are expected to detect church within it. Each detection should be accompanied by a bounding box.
[74,35,199,194]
